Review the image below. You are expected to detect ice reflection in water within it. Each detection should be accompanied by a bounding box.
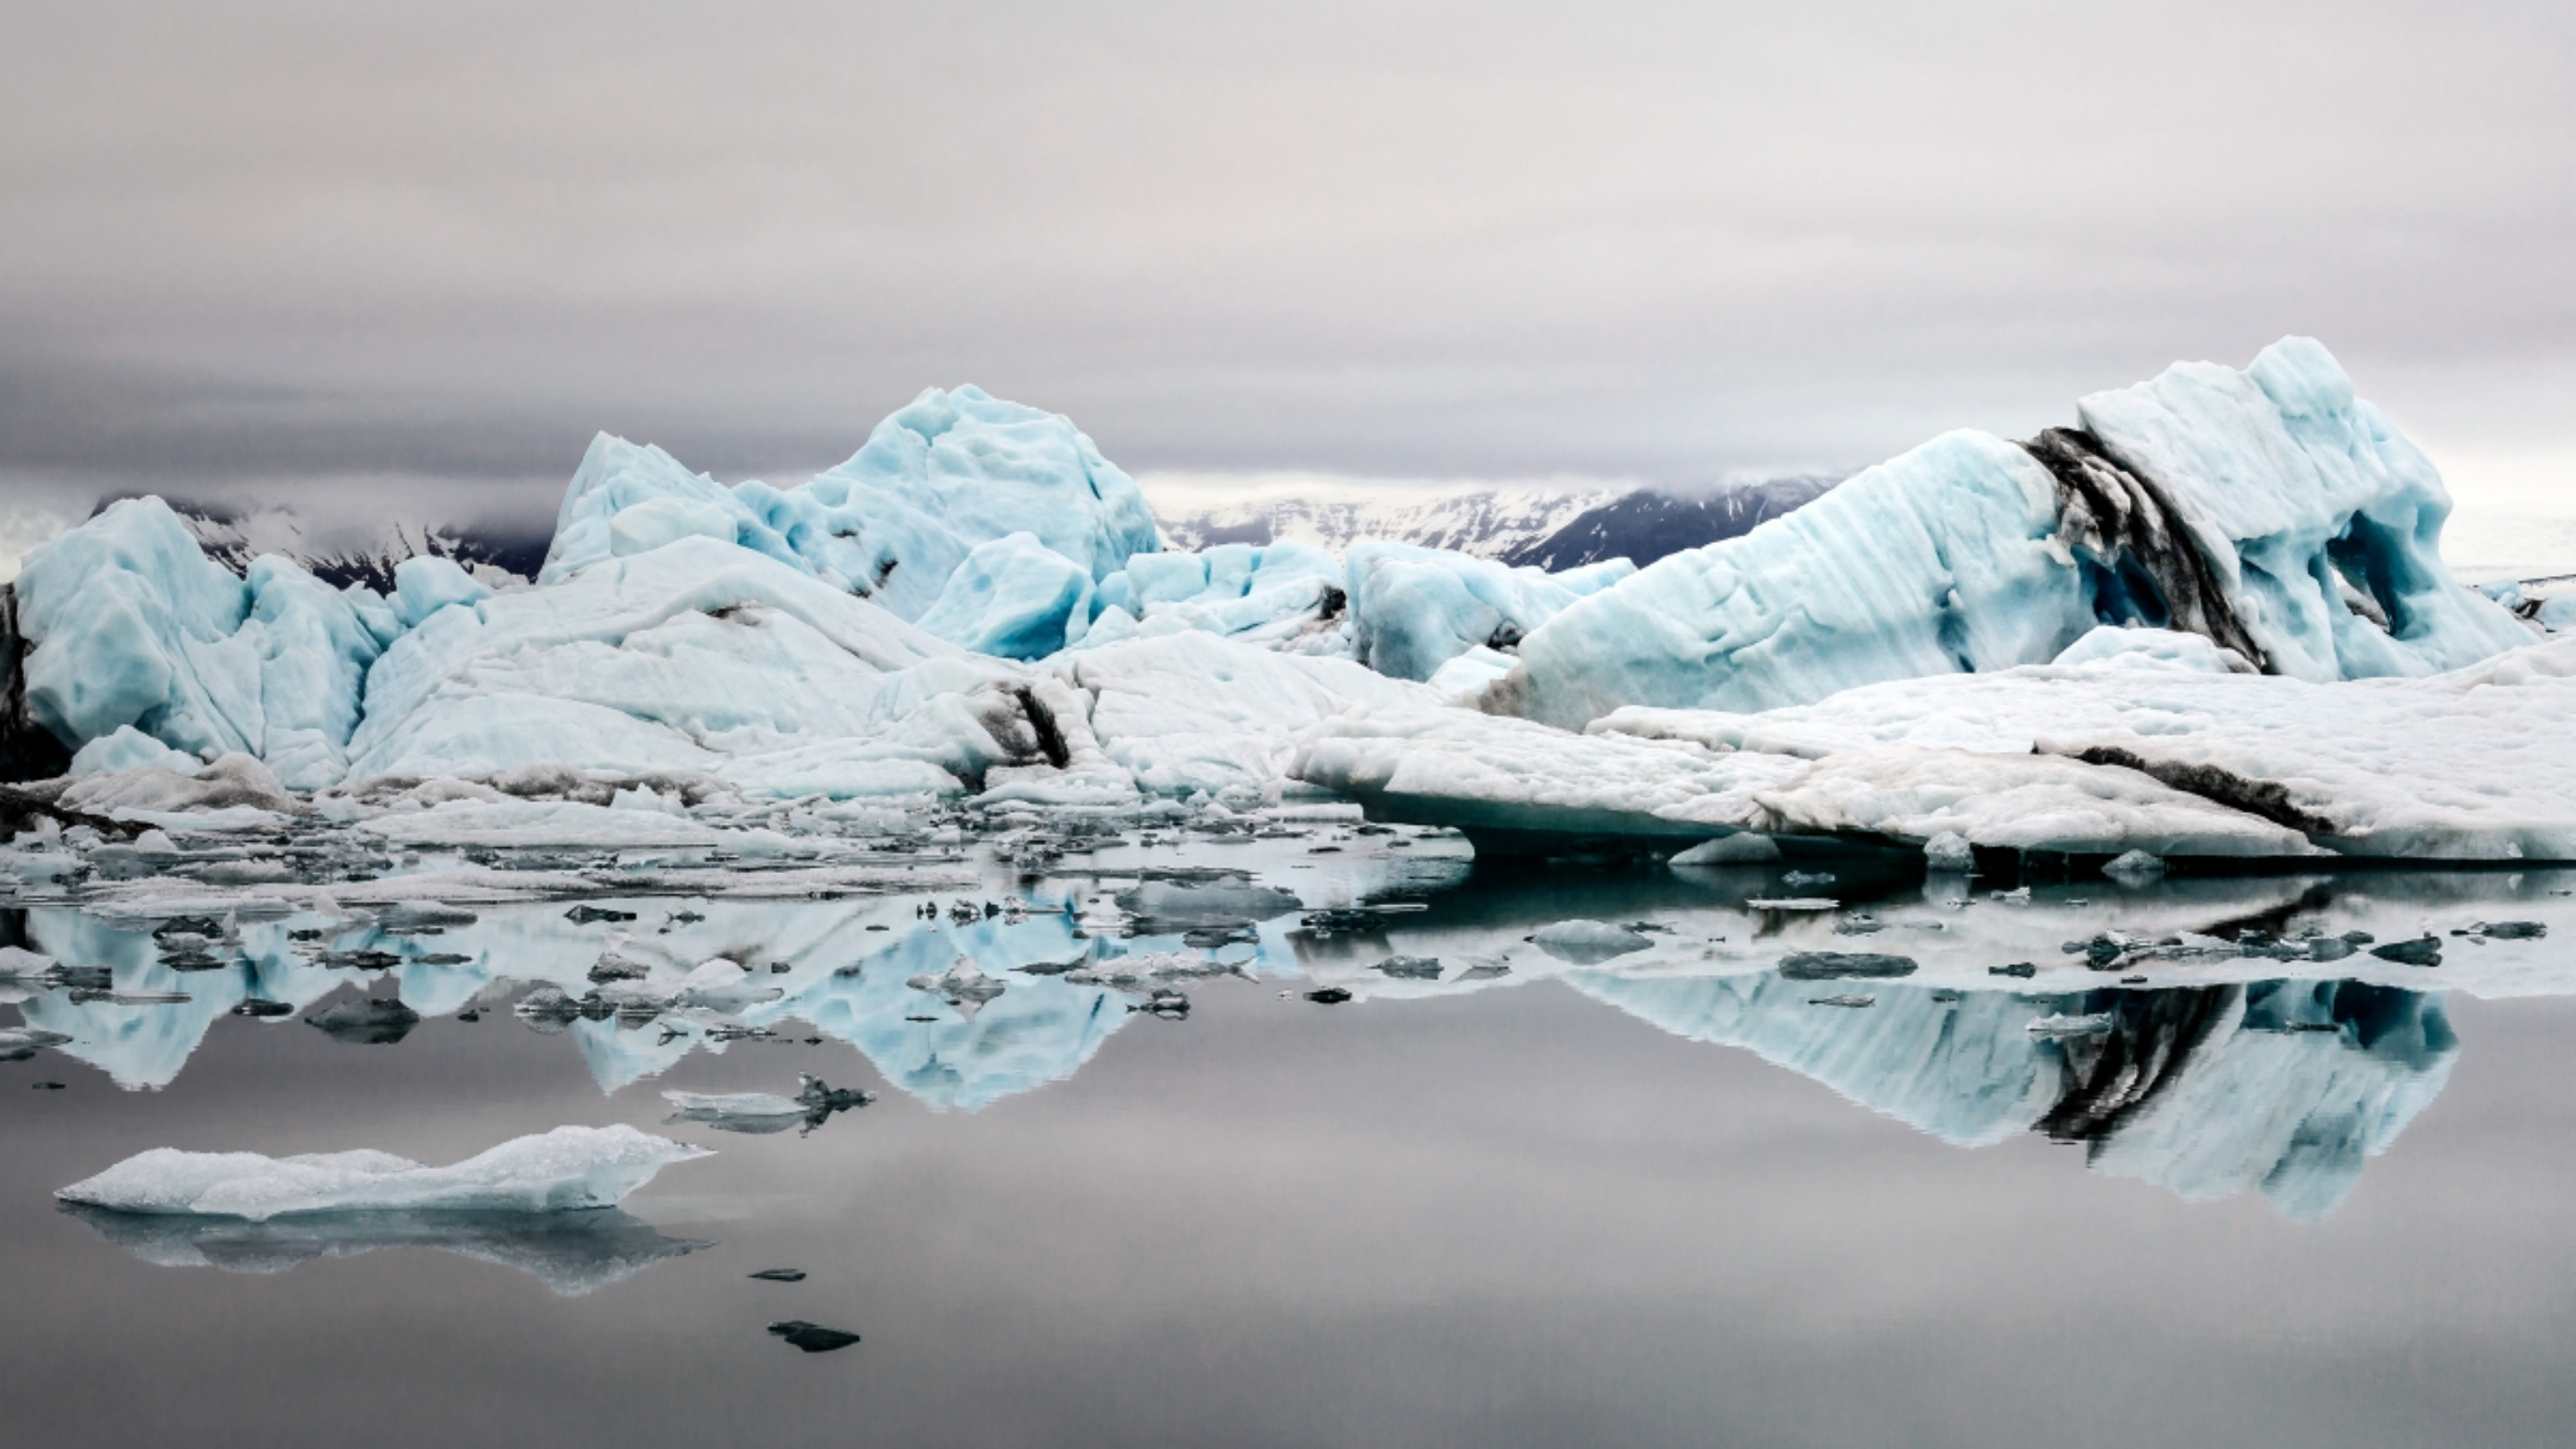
[4,857,2570,1219]
[57,1204,710,1296]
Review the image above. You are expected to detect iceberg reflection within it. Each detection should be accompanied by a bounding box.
[1578,973,2454,1219]
[4,861,2561,1218]
[59,1203,711,1297]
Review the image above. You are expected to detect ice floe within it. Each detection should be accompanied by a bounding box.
[56,1124,708,1220]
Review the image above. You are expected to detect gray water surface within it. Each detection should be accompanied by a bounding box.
[6,858,2576,1449]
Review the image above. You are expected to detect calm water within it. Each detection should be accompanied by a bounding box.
[7,848,2576,1449]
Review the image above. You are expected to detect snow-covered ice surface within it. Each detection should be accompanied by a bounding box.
[58,1124,709,1220]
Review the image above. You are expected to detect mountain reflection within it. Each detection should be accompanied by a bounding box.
[4,863,2561,1219]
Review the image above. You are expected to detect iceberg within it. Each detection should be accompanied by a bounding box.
[0,342,2538,861]
[1292,703,2311,858]
[56,1124,708,1220]
[539,387,1159,623]
[1491,339,2525,730]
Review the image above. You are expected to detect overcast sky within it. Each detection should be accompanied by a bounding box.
[3,1,2570,538]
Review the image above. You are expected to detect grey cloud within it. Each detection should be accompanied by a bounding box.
[1,0,2569,504]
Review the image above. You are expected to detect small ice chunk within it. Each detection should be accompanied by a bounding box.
[1531,919,1655,964]
[56,1124,710,1221]
[2102,849,2167,883]
[1671,834,1784,866]
[1922,831,1974,873]
[2029,1012,2115,1038]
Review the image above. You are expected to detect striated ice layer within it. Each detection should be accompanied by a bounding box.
[1495,430,2089,728]
[1601,634,2576,860]
[1495,339,2524,729]
[1291,702,2312,857]
[56,1124,709,1221]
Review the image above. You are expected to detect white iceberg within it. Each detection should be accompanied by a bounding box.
[56,1124,709,1221]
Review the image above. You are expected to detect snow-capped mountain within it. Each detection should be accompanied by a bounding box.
[108,496,552,592]
[1498,476,1842,571]
[1148,478,1843,569]
[1150,485,1621,560]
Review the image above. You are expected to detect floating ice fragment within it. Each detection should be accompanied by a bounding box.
[2028,1012,2116,1038]
[1922,831,1974,873]
[57,1124,710,1221]
[1531,919,1654,963]
[2102,849,2167,883]
[2370,936,2443,967]
[303,997,420,1045]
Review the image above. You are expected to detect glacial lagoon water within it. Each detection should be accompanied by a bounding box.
[8,834,2576,1449]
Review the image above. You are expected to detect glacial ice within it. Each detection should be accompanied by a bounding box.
[70,726,201,778]
[1344,541,1630,682]
[56,1124,709,1220]
[1291,704,2314,857]
[1492,339,2524,730]
[1084,540,1348,653]
[1598,635,2576,860]
[916,532,1096,659]
[1,342,2555,868]
[539,387,1158,623]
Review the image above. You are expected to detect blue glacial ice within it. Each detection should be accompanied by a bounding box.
[1344,541,1631,682]
[1495,338,2527,729]
[915,531,1097,659]
[539,386,1159,622]
[2,343,2557,863]
[15,498,388,792]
